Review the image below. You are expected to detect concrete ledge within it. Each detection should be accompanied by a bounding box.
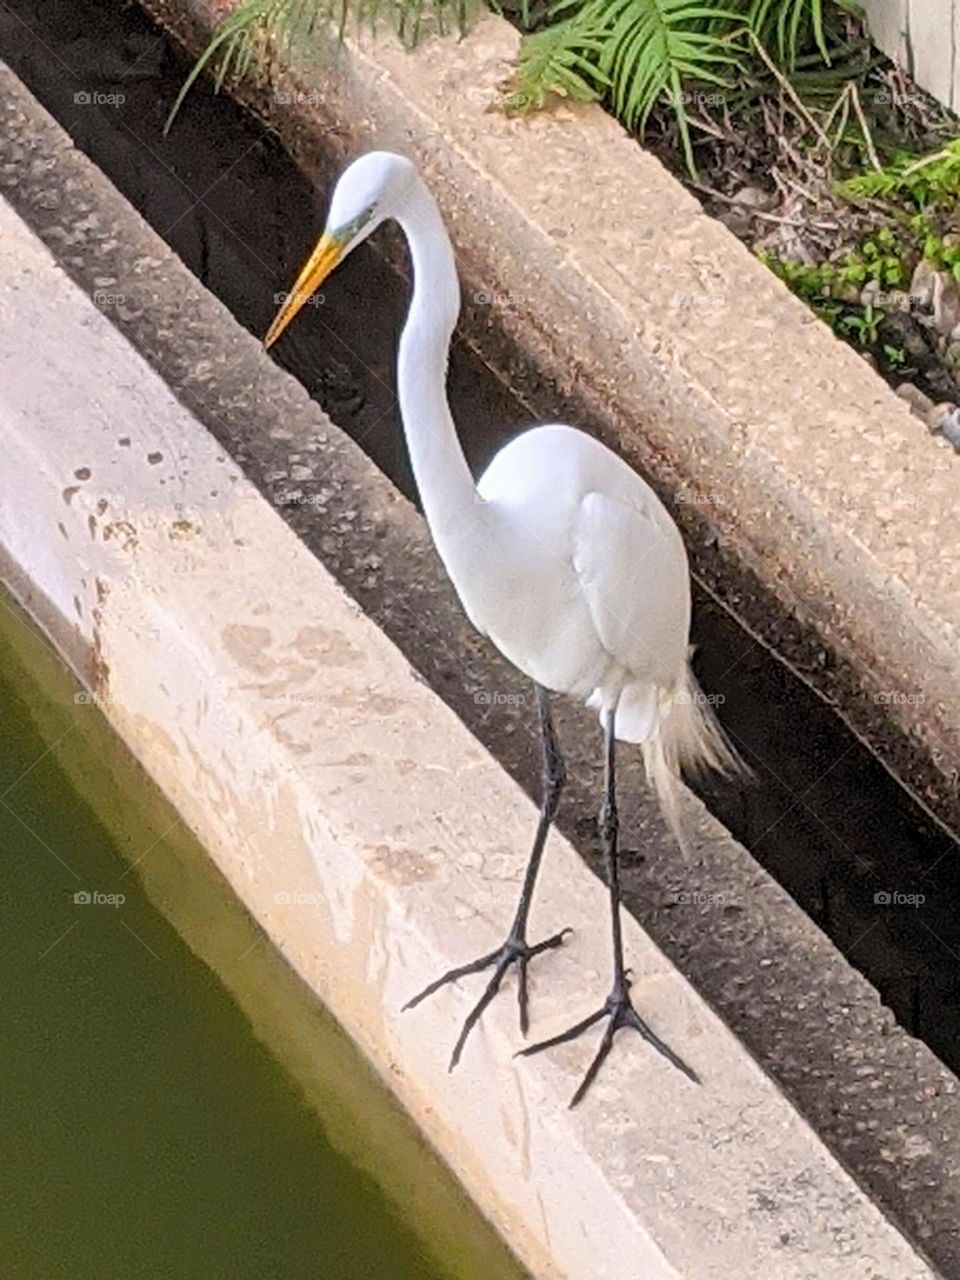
[145,0,960,838]
[0,183,940,1278]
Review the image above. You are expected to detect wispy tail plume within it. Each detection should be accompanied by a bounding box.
[641,667,750,853]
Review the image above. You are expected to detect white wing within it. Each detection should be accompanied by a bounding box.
[572,491,690,690]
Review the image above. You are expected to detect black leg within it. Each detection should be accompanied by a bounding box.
[404,684,572,1068]
[519,705,700,1106]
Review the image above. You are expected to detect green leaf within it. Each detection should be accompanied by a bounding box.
[515,0,741,176]
[167,0,470,132]
[748,0,828,68]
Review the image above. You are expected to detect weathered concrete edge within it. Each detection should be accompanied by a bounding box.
[0,198,940,1277]
[146,0,960,836]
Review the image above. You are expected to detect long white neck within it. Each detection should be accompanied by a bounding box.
[395,180,484,557]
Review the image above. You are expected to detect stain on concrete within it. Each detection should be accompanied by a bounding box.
[368,843,435,886]
[293,623,362,667]
[222,623,276,675]
[364,693,406,718]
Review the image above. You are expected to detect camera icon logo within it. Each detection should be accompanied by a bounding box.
[874,890,891,905]
[73,890,91,905]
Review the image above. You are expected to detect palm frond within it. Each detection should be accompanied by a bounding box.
[748,0,827,67]
[166,0,469,132]
[513,0,741,173]
[166,0,273,132]
[507,7,610,111]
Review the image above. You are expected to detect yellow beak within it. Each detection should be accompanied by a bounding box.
[263,232,345,349]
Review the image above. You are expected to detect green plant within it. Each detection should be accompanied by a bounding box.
[905,222,960,282]
[166,0,469,130]
[508,0,867,172]
[748,0,828,66]
[760,232,909,340]
[170,0,842,174]
[838,139,960,207]
[760,129,960,363]
[508,0,742,173]
[837,300,880,345]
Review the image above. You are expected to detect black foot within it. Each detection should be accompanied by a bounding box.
[403,927,572,1070]
[517,979,700,1107]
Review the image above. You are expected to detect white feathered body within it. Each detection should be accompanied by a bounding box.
[464,424,689,744]
[424,423,735,837]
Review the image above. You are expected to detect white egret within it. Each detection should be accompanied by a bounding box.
[264,151,742,1105]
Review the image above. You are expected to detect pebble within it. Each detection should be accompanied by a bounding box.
[860,280,883,307]
[895,382,935,420]
[731,184,775,211]
[932,272,960,337]
[717,209,752,238]
[909,259,938,310]
[927,402,960,450]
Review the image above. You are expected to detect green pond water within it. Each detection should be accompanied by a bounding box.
[0,590,526,1280]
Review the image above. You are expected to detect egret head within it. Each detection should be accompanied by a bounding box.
[264,151,416,349]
